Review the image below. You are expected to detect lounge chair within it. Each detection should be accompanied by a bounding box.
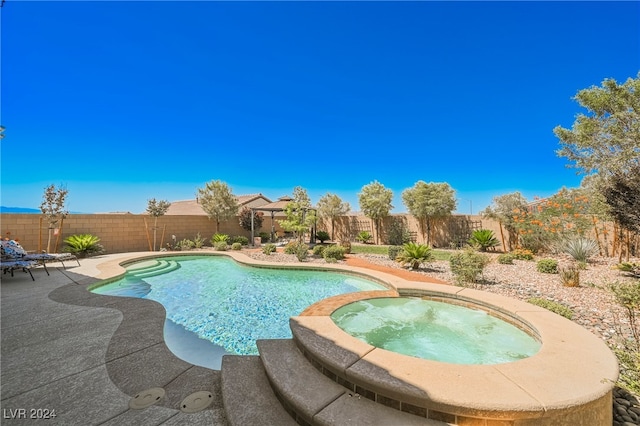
[0,240,80,270]
[0,258,47,281]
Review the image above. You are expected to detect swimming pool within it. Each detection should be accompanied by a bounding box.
[91,255,386,369]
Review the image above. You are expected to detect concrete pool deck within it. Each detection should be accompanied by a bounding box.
[1,251,619,425]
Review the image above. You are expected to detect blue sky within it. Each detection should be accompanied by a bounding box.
[1,1,638,215]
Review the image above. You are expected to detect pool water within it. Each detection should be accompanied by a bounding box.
[330,297,541,365]
[92,255,386,369]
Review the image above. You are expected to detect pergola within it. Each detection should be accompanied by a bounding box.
[250,196,316,245]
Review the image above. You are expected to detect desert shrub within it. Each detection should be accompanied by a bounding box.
[294,243,309,261]
[497,253,515,264]
[262,243,276,255]
[315,231,330,243]
[312,245,326,256]
[284,241,301,254]
[63,234,104,257]
[214,241,228,251]
[616,262,640,278]
[193,233,206,248]
[323,245,346,261]
[609,282,640,394]
[527,298,574,319]
[259,232,270,243]
[561,237,599,263]
[387,218,412,246]
[211,233,229,245]
[536,259,559,274]
[339,240,352,254]
[388,245,404,261]
[468,229,500,252]
[231,236,249,246]
[177,238,195,251]
[518,233,547,254]
[396,242,434,270]
[356,231,373,244]
[559,266,580,287]
[510,249,534,261]
[231,242,242,250]
[449,248,490,285]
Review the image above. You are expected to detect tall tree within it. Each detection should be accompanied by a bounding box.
[40,184,69,253]
[146,198,171,251]
[316,193,351,241]
[602,164,640,234]
[279,186,315,242]
[402,181,456,245]
[358,181,393,244]
[480,192,529,251]
[197,180,239,233]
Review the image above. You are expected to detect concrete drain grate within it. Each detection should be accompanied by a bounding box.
[180,391,213,413]
[129,387,165,410]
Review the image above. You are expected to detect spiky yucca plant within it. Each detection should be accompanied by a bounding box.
[561,237,599,263]
[395,242,434,270]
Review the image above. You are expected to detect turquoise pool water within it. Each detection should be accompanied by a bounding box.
[92,255,386,369]
[331,297,541,365]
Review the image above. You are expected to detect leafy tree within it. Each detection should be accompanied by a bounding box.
[146,198,171,251]
[40,184,69,252]
[401,181,456,245]
[278,186,316,242]
[358,180,393,244]
[238,207,264,232]
[481,192,529,251]
[316,193,351,241]
[292,186,312,209]
[602,164,640,234]
[197,180,239,233]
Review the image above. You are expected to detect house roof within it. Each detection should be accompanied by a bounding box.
[165,194,272,215]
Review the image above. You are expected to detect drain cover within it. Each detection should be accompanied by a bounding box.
[129,387,165,410]
[180,391,213,413]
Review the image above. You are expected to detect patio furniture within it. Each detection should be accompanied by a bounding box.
[1,258,48,281]
[0,240,80,270]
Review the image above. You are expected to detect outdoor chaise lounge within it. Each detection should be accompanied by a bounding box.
[0,240,80,270]
[0,258,48,281]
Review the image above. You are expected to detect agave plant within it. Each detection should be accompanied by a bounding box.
[468,229,500,252]
[561,237,599,263]
[63,234,104,257]
[395,242,434,270]
[356,231,372,244]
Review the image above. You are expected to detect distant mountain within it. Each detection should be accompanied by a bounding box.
[0,206,41,214]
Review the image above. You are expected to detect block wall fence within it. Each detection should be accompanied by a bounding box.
[0,213,634,258]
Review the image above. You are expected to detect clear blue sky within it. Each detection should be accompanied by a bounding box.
[1,1,638,215]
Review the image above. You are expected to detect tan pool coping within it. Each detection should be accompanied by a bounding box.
[88,250,619,424]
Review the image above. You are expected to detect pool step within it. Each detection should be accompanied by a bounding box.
[221,355,297,426]
[127,260,180,279]
[256,339,448,426]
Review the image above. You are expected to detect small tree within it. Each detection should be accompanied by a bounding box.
[146,198,171,251]
[358,180,393,245]
[402,181,456,245]
[197,180,239,233]
[40,184,69,253]
[602,164,640,235]
[316,193,350,241]
[278,201,316,242]
[481,192,529,251]
[238,207,264,233]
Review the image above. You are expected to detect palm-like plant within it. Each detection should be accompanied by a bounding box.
[468,229,500,252]
[395,242,434,270]
[63,234,104,257]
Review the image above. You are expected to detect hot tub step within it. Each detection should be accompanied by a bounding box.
[220,355,297,426]
[257,339,449,426]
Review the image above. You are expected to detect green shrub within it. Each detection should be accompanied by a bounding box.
[323,245,346,261]
[231,242,242,250]
[396,242,434,270]
[511,249,534,260]
[536,259,559,274]
[214,241,228,251]
[231,236,249,246]
[193,233,206,249]
[315,231,330,243]
[388,245,404,261]
[559,266,580,286]
[63,234,104,257]
[449,248,490,285]
[284,241,301,254]
[497,253,515,264]
[259,232,270,243]
[609,281,640,393]
[561,237,599,263]
[177,238,195,251]
[262,243,276,255]
[211,233,229,245]
[616,262,640,278]
[527,298,573,319]
[356,231,373,244]
[387,218,412,246]
[312,245,326,256]
[294,243,309,261]
[468,229,500,252]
